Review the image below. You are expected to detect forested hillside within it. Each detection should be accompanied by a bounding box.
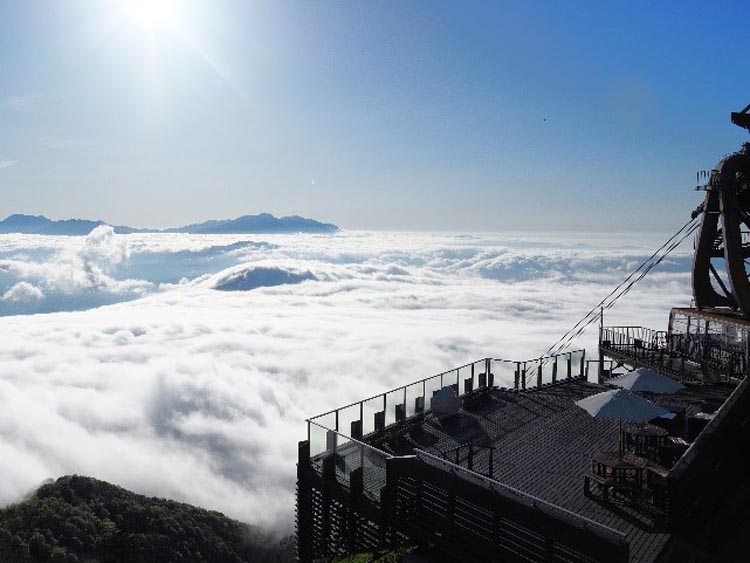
[0,476,293,563]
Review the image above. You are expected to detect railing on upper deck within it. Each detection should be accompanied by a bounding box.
[439,443,496,479]
[495,349,587,391]
[307,350,586,449]
[601,326,668,350]
[307,421,389,501]
[600,325,746,381]
[600,325,700,380]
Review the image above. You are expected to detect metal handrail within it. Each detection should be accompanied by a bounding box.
[491,348,586,364]
[308,358,486,422]
[415,450,627,543]
[440,442,496,478]
[309,349,587,426]
[308,420,390,458]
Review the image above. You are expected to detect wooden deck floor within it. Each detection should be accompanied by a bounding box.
[369,379,735,563]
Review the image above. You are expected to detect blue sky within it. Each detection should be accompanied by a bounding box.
[1,0,749,230]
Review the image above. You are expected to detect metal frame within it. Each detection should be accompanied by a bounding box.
[693,145,750,316]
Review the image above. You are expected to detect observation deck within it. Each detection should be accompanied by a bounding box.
[296,345,746,563]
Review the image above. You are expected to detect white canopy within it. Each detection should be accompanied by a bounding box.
[610,368,684,394]
[575,388,670,422]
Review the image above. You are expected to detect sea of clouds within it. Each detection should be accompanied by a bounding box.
[0,227,695,533]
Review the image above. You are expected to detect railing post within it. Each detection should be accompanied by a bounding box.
[359,401,363,434]
[604,324,608,386]
[537,358,543,388]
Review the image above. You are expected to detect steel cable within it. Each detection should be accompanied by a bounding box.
[524,216,701,385]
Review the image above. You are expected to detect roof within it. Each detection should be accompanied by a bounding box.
[610,369,685,394]
[575,388,670,421]
[670,307,750,328]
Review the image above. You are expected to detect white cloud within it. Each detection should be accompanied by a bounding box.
[0,159,17,169]
[0,230,694,534]
[2,281,44,302]
[0,225,151,314]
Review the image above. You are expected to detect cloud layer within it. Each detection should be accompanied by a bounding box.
[0,230,694,533]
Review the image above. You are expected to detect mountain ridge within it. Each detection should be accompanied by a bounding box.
[0,213,339,235]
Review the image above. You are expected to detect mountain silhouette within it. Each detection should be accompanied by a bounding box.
[0,213,338,235]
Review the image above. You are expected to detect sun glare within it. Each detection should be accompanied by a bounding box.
[120,0,182,33]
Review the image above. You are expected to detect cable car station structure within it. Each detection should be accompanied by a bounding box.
[296,105,750,563]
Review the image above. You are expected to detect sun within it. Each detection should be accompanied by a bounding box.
[119,0,182,33]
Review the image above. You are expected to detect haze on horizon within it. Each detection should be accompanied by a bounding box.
[1,0,749,231]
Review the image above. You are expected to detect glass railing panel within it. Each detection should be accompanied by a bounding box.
[405,381,423,418]
[334,434,358,488]
[337,403,361,440]
[525,358,541,389]
[362,395,384,436]
[385,389,403,427]
[310,411,336,431]
[540,355,556,384]
[473,359,487,388]
[570,350,584,378]
[490,359,516,389]
[361,444,388,501]
[471,363,481,392]
[450,365,466,395]
[309,421,329,461]
[457,364,472,392]
[424,374,442,409]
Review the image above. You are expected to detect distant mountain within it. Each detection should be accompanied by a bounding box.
[166,213,338,234]
[0,214,143,235]
[0,214,145,235]
[0,213,339,235]
[0,475,294,563]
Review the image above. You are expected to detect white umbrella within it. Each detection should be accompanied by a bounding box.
[610,368,684,394]
[575,388,670,422]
